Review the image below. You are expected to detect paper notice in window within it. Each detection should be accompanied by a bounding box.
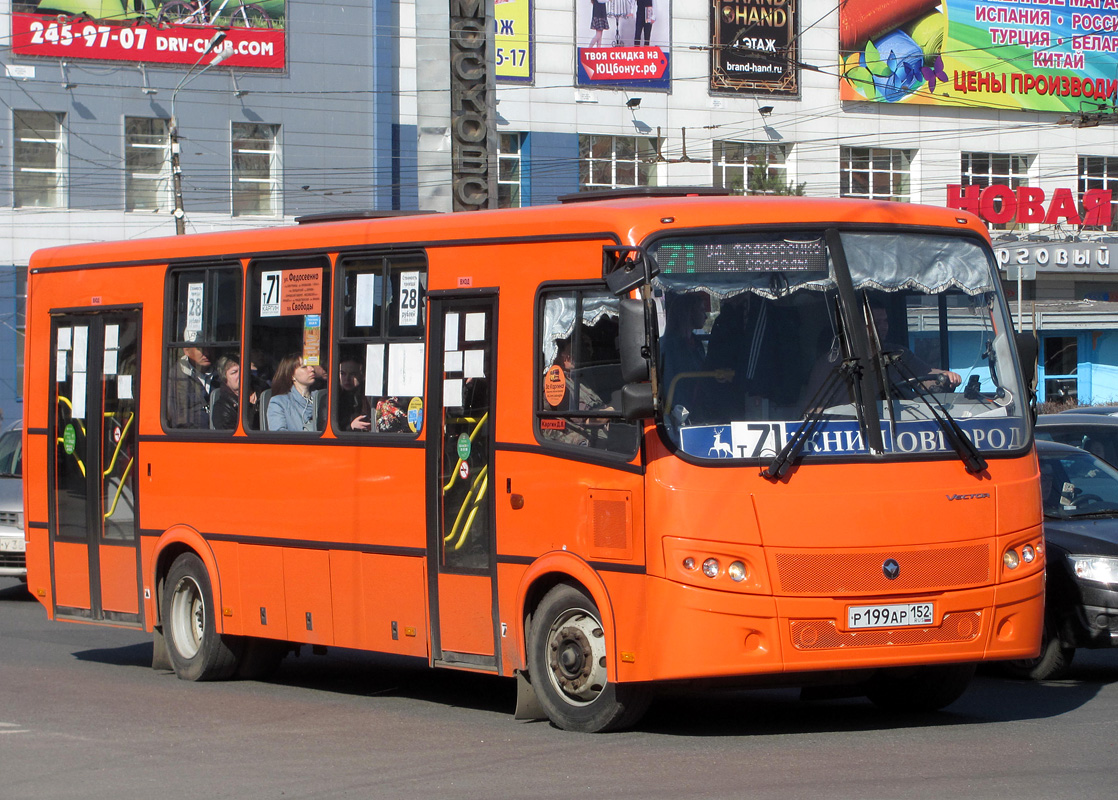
[356,273,379,328]
[73,326,88,373]
[260,270,281,317]
[118,374,133,400]
[464,349,485,379]
[56,350,67,381]
[445,313,460,351]
[104,348,119,376]
[365,343,385,396]
[71,371,87,419]
[444,378,463,408]
[465,312,486,341]
[105,324,120,351]
[281,267,322,316]
[444,350,463,373]
[58,327,72,351]
[398,271,420,327]
[185,283,203,340]
[388,342,425,396]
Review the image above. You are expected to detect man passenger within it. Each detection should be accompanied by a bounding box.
[167,346,216,428]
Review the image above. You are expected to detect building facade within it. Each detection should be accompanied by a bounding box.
[4,0,1118,419]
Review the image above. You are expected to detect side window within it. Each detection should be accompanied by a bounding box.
[248,256,331,433]
[336,253,427,434]
[537,287,640,456]
[165,265,242,431]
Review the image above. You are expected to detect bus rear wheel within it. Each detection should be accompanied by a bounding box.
[162,553,242,681]
[528,584,650,732]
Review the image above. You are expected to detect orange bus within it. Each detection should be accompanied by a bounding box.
[23,191,1045,732]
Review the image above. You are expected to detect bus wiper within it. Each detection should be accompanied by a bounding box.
[763,357,862,480]
[883,353,988,474]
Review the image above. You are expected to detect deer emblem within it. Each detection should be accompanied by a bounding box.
[708,427,733,458]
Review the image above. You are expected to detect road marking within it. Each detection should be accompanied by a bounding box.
[0,721,29,734]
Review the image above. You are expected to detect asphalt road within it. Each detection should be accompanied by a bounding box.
[3,575,1118,800]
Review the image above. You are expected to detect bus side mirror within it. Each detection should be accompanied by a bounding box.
[620,383,656,419]
[619,298,651,383]
[1015,331,1038,387]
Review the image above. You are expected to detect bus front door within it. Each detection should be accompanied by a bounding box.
[426,295,499,671]
[48,310,143,625]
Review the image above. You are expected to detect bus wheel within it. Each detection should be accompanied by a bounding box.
[1001,623,1074,681]
[162,553,241,681]
[864,663,976,712]
[528,584,650,733]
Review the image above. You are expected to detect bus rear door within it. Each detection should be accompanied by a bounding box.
[48,309,143,625]
[426,294,500,670]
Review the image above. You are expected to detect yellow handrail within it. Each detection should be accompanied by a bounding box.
[442,412,489,492]
[104,458,134,519]
[102,413,134,477]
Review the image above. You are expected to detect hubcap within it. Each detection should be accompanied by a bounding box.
[169,576,204,659]
[546,609,607,705]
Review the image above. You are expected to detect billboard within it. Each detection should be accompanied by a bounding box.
[840,0,1118,110]
[495,0,532,83]
[710,0,799,96]
[10,1,286,71]
[576,0,671,91]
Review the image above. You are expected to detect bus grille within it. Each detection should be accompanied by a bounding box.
[790,611,983,650]
[774,543,990,595]
[0,552,26,570]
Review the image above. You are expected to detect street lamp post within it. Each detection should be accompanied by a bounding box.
[170,32,231,235]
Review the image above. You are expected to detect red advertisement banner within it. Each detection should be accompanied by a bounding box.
[10,13,285,70]
[578,46,667,81]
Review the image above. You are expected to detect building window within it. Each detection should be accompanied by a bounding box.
[125,117,171,212]
[579,135,657,191]
[497,133,524,208]
[840,147,913,202]
[13,110,65,208]
[1079,156,1118,230]
[713,141,791,195]
[961,152,1033,230]
[232,123,280,217]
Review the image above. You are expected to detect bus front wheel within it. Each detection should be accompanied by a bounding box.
[162,553,242,681]
[527,584,650,732]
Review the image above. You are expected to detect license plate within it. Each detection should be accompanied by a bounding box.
[0,538,25,552]
[847,602,934,629]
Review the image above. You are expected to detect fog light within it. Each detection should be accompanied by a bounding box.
[1022,545,1035,563]
[702,558,720,578]
[728,561,747,582]
[1004,549,1020,569]
[683,557,696,571]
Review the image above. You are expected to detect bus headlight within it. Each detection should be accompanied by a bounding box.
[702,558,720,578]
[728,561,747,582]
[1021,545,1035,563]
[1003,549,1020,570]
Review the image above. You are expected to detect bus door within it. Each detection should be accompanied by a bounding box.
[426,294,499,670]
[48,310,143,625]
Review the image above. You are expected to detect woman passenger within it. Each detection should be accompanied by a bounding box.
[210,356,244,430]
[267,353,321,432]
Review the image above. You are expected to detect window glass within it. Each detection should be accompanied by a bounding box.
[165,265,242,431]
[840,147,913,202]
[14,110,65,208]
[336,253,427,434]
[537,288,640,456]
[249,256,331,433]
[233,122,280,217]
[125,117,170,212]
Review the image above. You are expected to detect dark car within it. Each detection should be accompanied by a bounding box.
[1036,412,1118,468]
[1010,440,1118,679]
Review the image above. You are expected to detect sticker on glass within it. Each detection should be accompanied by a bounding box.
[104,348,119,376]
[388,342,424,396]
[398,271,420,327]
[303,315,321,366]
[71,371,87,419]
[73,326,89,373]
[105,324,120,351]
[365,343,385,397]
[444,350,463,373]
[464,349,485,379]
[118,375,134,400]
[58,327,72,351]
[445,313,460,351]
[408,397,424,433]
[356,273,380,328]
[465,312,486,342]
[56,350,67,381]
[444,378,464,407]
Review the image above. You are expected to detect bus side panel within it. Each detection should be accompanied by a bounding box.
[25,527,53,616]
[99,544,139,615]
[359,553,428,657]
[237,544,289,639]
[52,540,91,610]
[283,548,334,646]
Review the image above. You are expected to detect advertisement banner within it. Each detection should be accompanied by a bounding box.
[495,0,532,83]
[710,0,799,96]
[576,0,671,90]
[840,0,1118,110]
[10,1,286,71]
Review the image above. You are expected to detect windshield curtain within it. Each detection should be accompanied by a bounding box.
[647,230,1028,463]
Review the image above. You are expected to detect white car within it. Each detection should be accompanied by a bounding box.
[0,420,25,581]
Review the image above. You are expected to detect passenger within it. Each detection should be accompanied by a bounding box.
[337,358,372,431]
[210,356,252,431]
[266,354,322,432]
[543,338,609,446]
[870,304,962,389]
[167,346,216,428]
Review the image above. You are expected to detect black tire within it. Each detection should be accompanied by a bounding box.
[865,663,976,712]
[527,584,651,732]
[157,1,202,26]
[162,553,242,681]
[1001,624,1075,681]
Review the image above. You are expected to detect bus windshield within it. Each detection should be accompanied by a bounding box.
[648,229,1029,463]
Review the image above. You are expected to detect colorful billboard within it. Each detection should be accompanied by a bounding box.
[710,0,799,96]
[576,0,671,91]
[495,0,532,83]
[10,1,286,71]
[840,0,1118,110]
